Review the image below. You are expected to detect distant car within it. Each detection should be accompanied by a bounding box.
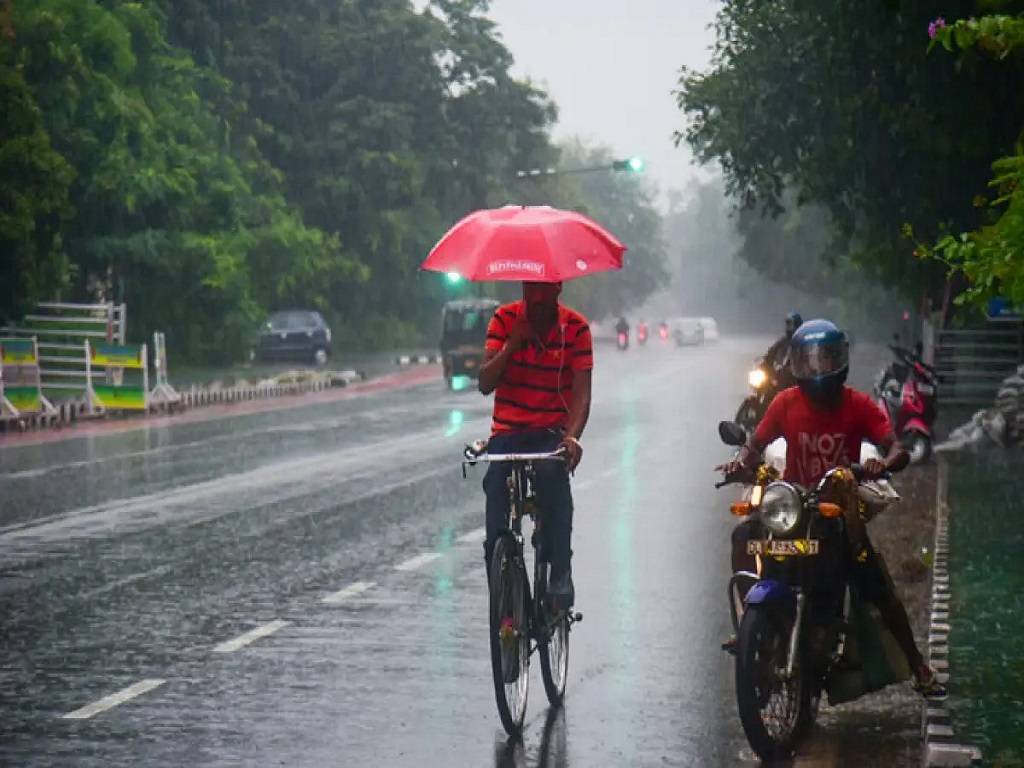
[698,316,721,342]
[256,310,332,365]
[667,317,705,346]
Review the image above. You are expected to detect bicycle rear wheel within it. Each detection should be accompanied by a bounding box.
[489,534,530,736]
[538,560,569,705]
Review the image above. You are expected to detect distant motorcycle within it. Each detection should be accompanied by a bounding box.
[617,330,629,351]
[716,422,907,761]
[658,322,669,341]
[873,345,938,463]
[637,322,649,346]
[735,358,783,433]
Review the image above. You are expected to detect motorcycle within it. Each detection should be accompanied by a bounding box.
[734,358,782,433]
[716,421,907,760]
[873,345,938,463]
[637,322,649,346]
[658,322,669,341]
[616,330,629,351]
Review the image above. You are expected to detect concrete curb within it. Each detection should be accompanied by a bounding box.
[922,460,982,767]
[0,370,365,433]
[395,354,441,366]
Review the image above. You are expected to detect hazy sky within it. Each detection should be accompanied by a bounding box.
[488,0,720,204]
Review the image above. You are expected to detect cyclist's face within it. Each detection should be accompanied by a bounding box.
[522,281,561,315]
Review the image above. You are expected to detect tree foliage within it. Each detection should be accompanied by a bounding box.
[675,0,1024,312]
[920,13,1024,310]
[3,0,635,363]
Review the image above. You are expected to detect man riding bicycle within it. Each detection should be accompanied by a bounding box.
[478,281,592,609]
[718,319,945,697]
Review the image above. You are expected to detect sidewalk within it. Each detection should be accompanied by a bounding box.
[945,451,1024,766]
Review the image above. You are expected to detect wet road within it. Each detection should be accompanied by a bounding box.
[0,337,920,766]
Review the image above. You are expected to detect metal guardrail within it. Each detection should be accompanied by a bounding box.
[1,302,126,399]
[934,323,1024,405]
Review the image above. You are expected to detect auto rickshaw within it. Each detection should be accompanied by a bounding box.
[440,299,499,390]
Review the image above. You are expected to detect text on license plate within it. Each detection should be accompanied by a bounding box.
[747,539,820,556]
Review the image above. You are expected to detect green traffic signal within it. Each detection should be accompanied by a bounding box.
[612,156,645,173]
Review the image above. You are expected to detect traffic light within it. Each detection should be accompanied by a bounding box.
[612,156,645,173]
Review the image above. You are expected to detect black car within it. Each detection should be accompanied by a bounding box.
[256,310,332,365]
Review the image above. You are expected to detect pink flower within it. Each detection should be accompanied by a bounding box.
[928,17,947,39]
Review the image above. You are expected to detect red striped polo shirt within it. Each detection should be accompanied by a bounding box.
[485,300,593,435]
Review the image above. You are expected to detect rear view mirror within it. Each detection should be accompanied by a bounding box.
[718,421,747,447]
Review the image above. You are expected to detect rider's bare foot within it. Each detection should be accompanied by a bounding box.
[913,664,948,699]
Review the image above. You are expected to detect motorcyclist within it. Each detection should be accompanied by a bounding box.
[761,311,802,389]
[717,319,946,697]
[615,316,630,338]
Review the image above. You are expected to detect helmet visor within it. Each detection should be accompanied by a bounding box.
[791,338,848,379]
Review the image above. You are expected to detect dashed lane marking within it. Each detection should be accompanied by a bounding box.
[394,552,441,572]
[213,620,291,653]
[322,580,376,605]
[62,678,166,720]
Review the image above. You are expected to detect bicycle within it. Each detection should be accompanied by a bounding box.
[463,441,583,737]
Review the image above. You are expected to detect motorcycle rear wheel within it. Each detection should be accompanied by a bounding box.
[735,604,805,761]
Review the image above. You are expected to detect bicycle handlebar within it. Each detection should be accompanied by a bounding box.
[463,448,567,464]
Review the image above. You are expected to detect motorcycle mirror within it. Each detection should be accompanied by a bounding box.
[718,421,747,447]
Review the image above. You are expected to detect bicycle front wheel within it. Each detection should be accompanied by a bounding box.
[489,534,530,736]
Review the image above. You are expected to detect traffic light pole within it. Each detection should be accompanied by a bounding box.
[513,157,644,180]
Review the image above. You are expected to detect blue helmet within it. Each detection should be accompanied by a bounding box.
[790,319,849,403]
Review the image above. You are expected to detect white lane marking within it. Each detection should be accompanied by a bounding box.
[213,620,291,653]
[394,552,441,572]
[457,526,486,545]
[322,580,376,605]
[62,678,166,720]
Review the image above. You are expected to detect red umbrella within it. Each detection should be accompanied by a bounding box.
[422,205,626,283]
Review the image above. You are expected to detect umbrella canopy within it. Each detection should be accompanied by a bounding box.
[422,205,626,283]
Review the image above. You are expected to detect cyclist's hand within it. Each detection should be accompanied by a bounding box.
[560,437,582,471]
[506,315,531,351]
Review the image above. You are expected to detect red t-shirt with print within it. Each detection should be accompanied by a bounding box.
[753,386,892,486]
[484,301,593,435]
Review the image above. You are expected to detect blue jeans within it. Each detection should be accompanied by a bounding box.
[483,429,573,578]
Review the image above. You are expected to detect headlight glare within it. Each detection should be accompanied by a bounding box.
[760,482,802,534]
[748,368,768,388]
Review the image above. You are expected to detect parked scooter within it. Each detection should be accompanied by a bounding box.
[873,344,938,463]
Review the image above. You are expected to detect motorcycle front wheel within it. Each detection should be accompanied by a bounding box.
[735,604,805,761]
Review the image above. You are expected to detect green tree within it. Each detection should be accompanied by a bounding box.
[675,0,1024,309]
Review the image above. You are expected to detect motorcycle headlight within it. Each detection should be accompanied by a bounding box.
[760,482,802,535]
[748,368,767,389]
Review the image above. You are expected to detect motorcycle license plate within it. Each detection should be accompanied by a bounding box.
[464,359,476,368]
[747,539,820,557]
